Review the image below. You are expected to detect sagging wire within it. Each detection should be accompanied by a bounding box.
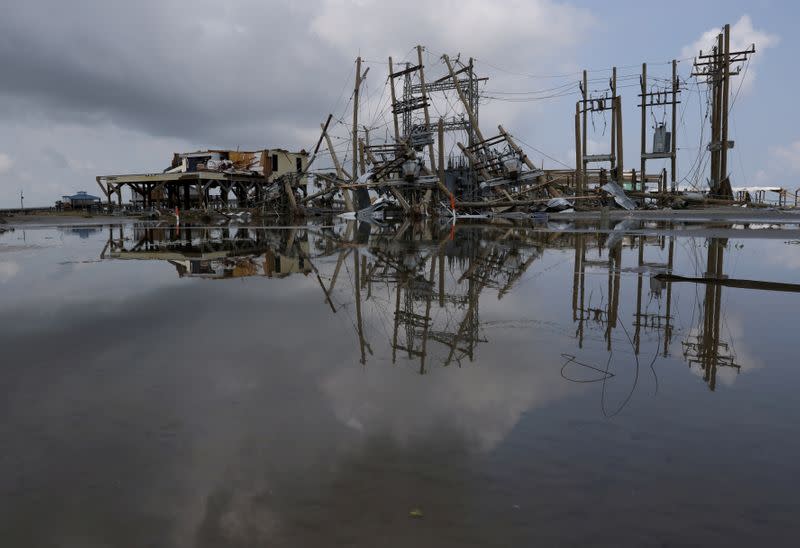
[561,353,615,383]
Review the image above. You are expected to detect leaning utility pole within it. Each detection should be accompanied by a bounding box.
[416,45,436,173]
[442,54,485,144]
[692,24,755,198]
[351,57,369,183]
[388,58,427,143]
[320,121,354,211]
[388,56,401,143]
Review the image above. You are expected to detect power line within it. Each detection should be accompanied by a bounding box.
[512,133,572,169]
[475,56,692,80]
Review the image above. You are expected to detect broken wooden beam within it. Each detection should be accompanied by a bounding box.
[655,273,800,294]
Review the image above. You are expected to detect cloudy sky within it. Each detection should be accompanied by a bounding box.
[0,0,794,207]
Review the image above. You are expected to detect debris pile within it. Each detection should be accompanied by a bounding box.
[95,24,798,220]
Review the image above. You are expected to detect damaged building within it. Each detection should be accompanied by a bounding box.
[96,148,308,209]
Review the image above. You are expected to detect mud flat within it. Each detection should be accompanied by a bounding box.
[0,212,141,227]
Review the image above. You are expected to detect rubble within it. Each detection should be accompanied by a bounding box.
[92,28,795,221]
[600,182,637,211]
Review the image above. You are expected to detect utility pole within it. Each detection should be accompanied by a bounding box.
[639,60,681,194]
[671,59,678,192]
[468,57,475,150]
[20,189,24,211]
[640,63,646,192]
[351,57,369,183]
[402,62,413,138]
[443,54,486,200]
[442,54,485,144]
[352,56,361,182]
[615,94,623,181]
[415,54,486,141]
[574,103,582,193]
[388,56,401,143]
[609,67,622,177]
[416,45,436,173]
[577,67,620,189]
[387,57,430,141]
[692,23,755,198]
[320,122,353,211]
[582,70,587,180]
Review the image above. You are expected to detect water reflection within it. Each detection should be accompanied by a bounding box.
[570,230,738,391]
[60,226,103,239]
[680,238,742,390]
[101,225,313,279]
[4,218,800,546]
[102,222,561,373]
[98,219,792,394]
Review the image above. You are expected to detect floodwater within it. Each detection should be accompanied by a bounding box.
[1,219,799,547]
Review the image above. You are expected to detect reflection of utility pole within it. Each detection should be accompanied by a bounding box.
[354,248,367,365]
[573,231,675,355]
[575,236,621,351]
[665,237,674,355]
[634,236,645,354]
[634,234,676,356]
[607,244,621,352]
[572,233,586,347]
[682,238,741,390]
[387,251,439,373]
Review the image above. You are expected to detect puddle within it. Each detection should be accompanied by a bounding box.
[2,219,799,546]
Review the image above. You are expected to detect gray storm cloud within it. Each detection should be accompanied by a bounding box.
[0,0,598,207]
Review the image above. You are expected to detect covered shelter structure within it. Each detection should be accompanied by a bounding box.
[60,191,101,210]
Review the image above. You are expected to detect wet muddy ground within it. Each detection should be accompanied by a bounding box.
[1,219,799,546]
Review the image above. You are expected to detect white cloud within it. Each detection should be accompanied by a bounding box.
[0,152,13,174]
[771,140,800,173]
[321,344,582,451]
[585,137,609,155]
[311,0,593,61]
[748,141,800,193]
[0,261,20,283]
[681,15,778,96]
[752,169,769,185]
[766,242,800,270]
[682,313,764,388]
[67,158,97,171]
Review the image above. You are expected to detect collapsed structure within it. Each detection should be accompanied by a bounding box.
[303,49,569,219]
[96,22,795,218]
[296,24,793,219]
[96,148,308,212]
